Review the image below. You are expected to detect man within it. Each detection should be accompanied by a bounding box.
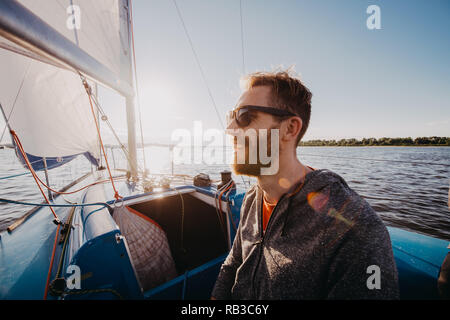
[211,70,400,299]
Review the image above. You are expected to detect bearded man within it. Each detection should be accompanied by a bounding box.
[211,70,400,300]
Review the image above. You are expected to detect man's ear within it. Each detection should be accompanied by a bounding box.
[282,117,302,142]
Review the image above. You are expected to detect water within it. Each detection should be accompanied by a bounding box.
[1,146,449,241]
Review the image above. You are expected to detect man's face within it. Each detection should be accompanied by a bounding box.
[226,86,282,177]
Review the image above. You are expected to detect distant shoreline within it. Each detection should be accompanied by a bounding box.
[299,137,450,147]
[299,145,449,147]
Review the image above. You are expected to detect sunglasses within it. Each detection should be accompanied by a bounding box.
[226,105,297,127]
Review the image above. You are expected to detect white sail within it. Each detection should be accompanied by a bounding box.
[0,49,100,159]
[0,0,133,164]
[16,0,132,85]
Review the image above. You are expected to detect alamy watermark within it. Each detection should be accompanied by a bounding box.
[366,5,381,30]
[366,265,381,290]
[171,121,280,175]
[66,264,81,290]
[66,5,81,30]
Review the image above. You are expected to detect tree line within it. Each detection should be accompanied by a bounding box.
[299,136,450,147]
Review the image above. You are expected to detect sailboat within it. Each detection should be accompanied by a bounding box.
[0,0,448,300]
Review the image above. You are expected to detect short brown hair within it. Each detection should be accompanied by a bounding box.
[242,69,312,144]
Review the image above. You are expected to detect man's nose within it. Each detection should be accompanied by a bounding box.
[226,118,239,131]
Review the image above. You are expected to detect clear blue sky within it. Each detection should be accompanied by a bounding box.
[101,0,450,143]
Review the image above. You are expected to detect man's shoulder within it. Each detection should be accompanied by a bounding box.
[302,169,385,233]
[239,183,256,201]
[304,168,347,187]
[240,184,259,213]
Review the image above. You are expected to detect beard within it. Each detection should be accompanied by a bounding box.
[231,127,278,177]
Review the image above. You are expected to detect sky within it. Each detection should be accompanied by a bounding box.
[2,0,449,146]
[102,0,450,144]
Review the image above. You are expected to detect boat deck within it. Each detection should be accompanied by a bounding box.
[0,169,448,299]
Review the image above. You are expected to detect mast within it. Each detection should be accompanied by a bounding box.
[122,0,138,179]
[126,95,138,179]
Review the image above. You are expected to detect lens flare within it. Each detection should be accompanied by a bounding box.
[307,191,329,212]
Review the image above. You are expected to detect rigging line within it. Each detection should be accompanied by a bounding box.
[169,187,186,251]
[214,179,233,238]
[0,62,31,144]
[224,182,237,232]
[86,82,146,175]
[9,131,118,197]
[101,122,143,174]
[217,181,234,239]
[10,131,60,223]
[129,0,148,173]
[0,171,31,180]
[172,0,225,130]
[91,95,126,151]
[43,223,61,300]
[11,127,125,194]
[239,0,245,74]
[0,158,48,181]
[299,153,450,168]
[81,79,121,199]
[173,2,248,188]
[0,198,111,211]
[238,0,250,187]
[95,83,103,168]
[53,206,76,287]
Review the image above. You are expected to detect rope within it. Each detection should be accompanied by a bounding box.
[49,287,123,300]
[45,201,113,304]
[43,223,61,300]
[0,198,111,210]
[10,130,60,223]
[48,207,122,300]
[214,179,234,240]
[0,197,111,269]
[0,62,31,144]
[54,207,76,280]
[87,89,146,175]
[2,133,126,195]
[218,181,234,237]
[169,187,186,252]
[218,181,234,214]
[0,199,111,238]
[224,185,237,232]
[81,78,121,200]
[0,171,31,180]
[0,157,81,182]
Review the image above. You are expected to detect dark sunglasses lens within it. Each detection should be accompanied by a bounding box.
[236,108,251,127]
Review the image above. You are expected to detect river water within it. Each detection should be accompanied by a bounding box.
[1,146,449,240]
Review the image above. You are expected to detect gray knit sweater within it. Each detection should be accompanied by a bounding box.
[212,169,400,299]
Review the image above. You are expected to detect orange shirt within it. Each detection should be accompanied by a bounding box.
[262,197,277,232]
[262,166,315,232]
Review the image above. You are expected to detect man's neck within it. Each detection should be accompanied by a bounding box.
[257,152,311,204]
